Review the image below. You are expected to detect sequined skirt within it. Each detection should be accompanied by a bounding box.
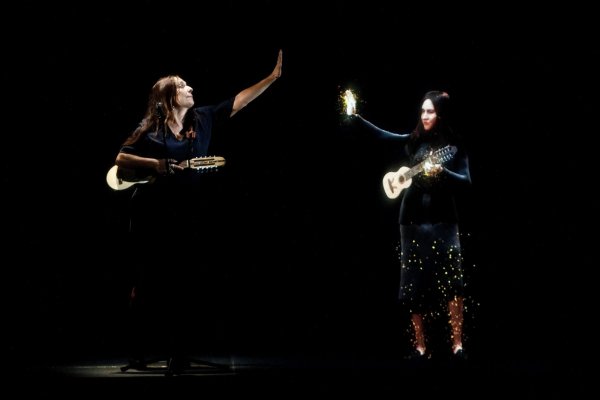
[399,223,464,313]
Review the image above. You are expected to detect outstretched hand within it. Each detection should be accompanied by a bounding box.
[271,49,283,80]
[229,49,283,117]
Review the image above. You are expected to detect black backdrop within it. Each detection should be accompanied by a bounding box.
[5,1,597,373]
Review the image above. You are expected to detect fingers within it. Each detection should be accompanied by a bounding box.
[168,160,183,173]
[275,49,283,78]
[161,158,179,175]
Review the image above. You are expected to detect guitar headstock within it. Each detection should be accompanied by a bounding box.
[187,156,226,170]
[431,145,457,164]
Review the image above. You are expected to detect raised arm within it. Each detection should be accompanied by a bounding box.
[230,49,283,117]
[355,114,411,141]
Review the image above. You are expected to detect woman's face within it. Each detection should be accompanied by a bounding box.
[174,77,195,109]
[421,99,438,131]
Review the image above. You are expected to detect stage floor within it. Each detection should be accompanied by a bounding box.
[8,352,588,398]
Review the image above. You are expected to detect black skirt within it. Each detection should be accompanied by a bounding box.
[399,222,464,314]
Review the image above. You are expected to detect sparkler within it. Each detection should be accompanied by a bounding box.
[341,89,357,116]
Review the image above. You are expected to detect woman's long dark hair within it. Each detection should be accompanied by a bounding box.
[408,90,458,152]
[122,75,193,146]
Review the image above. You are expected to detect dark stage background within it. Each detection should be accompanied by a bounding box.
[5,0,597,380]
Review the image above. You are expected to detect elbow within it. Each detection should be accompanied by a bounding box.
[460,175,472,189]
[444,169,471,185]
[115,152,126,167]
[230,105,241,117]
[459,174,472,186]
[463,171,472,185]
[231,95,249,117]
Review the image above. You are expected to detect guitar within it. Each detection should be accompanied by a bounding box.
[382,145,457,199]
[106,156,226,191]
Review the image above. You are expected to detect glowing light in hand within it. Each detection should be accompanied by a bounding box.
[342,89,357,116]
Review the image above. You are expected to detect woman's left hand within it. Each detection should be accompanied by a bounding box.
[271,49,283,80]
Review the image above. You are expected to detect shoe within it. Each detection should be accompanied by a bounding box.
[452,348,468,361]
[405,349,428,361]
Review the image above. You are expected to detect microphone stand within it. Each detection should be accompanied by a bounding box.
[158,102,230,376]
[156,102,170,175]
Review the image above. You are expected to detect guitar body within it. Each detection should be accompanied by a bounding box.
[381,145,457,200]
[383,166,412,199]
[106,165,153,191]
[106,156,226,191]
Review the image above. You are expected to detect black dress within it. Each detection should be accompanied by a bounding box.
[357,115,471,314]
[118,98,234,359]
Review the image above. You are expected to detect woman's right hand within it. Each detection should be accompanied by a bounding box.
[156,158,181,175]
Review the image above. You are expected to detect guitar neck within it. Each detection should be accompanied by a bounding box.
[404,162,425,180]
[107,156,226,191]
[402,145,455,179]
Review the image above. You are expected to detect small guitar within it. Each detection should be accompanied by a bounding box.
[382,145,457,199]
[106,156,226,191]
